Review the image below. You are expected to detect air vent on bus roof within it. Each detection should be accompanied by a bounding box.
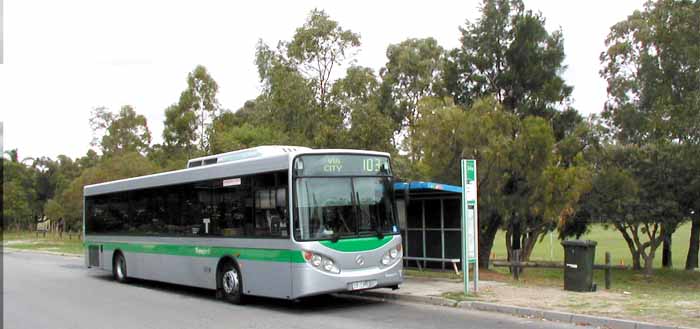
[186,145,310,169]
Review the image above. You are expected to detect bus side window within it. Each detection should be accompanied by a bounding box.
[251,171,288,238]
[211,177,251,238]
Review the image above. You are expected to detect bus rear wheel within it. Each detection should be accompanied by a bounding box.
[218,262,244,304]
[113,252,129,283]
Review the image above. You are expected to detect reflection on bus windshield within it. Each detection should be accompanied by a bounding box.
[294,177,397,241]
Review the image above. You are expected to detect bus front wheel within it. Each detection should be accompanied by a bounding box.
[112,252,129,283]
[218,262,244,304]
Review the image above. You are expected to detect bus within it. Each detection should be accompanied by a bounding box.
[83,146,403,304]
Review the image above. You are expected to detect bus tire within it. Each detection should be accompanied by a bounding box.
[217,261,244,304]
[112,251,129,283]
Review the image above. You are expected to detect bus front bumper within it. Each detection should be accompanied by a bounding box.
[291,260,403,299]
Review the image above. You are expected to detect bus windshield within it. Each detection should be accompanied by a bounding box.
[293,155,397,241]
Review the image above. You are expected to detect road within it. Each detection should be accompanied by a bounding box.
[2,251,589,329]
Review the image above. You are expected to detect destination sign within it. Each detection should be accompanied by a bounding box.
[294,154,392,176]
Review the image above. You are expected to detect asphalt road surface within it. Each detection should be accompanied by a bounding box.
[2,251,589,329]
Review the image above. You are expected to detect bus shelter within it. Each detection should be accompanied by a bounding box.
[394,181,463,270]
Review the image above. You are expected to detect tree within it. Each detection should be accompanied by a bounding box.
[600,0,700,269]
[253,9,363,149]
[3,159,37,229]
[413,97,514,267]
[445,0,571,119]
[43,199,65,223]
[286,8,361,110]
[379,38,445,158]
[163,65,220,155]
[254,43,319,146]
[413,96,590,266]
[580,144,685,273]
[330,66,394,151]
[90,105,152,155]
[501,116,589,261]
[210,122,286,153]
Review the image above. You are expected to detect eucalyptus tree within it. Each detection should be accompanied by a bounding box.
[90,105,152,155]
[330,66,394,151]
[286,8,361,110]
[163,65,220,155]
[253,9,363,148]
[600,0,700,269]
[379,37,445,158]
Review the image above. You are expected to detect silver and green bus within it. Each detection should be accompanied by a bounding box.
[84,146,403,304]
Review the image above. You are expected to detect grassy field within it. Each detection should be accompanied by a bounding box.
[2,231,84,255]
[491,222,694,269]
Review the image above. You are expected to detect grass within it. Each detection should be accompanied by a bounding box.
[2,230,84,255]
[491,222,694,269]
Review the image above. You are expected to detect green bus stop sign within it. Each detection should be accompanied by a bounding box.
[461,159,479,294]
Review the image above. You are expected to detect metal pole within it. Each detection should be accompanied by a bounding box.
[473,161,479,293]
[461,160,469,295]
[440,199,446,271]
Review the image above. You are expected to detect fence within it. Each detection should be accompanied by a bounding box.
[491,250,629,289]
[35,229,82,240]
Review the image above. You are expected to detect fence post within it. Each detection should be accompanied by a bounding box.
[605,252,611,290]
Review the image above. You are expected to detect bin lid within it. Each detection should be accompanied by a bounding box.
[561,240,597,247]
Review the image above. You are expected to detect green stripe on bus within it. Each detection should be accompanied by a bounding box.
[319,236,393,252]
[86,241,306,263]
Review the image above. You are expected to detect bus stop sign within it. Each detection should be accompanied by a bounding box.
[461,159,479,294]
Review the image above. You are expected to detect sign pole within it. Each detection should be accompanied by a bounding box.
[461,159,479,295]
[473,161,479,292]
[460,160,469,295]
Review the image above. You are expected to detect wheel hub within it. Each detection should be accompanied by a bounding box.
[222,269,239,294]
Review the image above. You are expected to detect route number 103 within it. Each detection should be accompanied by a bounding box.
[363,158,386,173]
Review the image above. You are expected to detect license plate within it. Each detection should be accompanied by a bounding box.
[348,280,377,291]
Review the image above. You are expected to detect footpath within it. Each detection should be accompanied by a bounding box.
[343,276,697,329]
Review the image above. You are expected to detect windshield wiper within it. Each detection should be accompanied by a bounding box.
[330,231,341,243]
[375,226,384,239]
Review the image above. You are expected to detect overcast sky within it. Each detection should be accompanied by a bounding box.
[0,0,645,161]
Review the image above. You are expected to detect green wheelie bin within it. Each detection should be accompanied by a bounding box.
[561,240,597,292]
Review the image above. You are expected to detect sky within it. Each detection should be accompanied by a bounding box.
[0,0,646,161]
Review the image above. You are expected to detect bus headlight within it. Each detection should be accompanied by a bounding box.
[302,250,340,274]
[381,254,391,265]
[322,259,333,271]
[381,244,402,266]
[312,255,322,267]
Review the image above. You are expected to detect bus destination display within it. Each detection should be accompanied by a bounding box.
[294,155,391,176]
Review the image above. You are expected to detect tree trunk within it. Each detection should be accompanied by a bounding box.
[511,219,522,250]
[686,217,700,270]
[478,213,501,269]
[632,250,641,270]
[642,235,663,275]
[643,255,655,275]
[662,230,672,268]
[615,224,642,270]
[521,229,544,262]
